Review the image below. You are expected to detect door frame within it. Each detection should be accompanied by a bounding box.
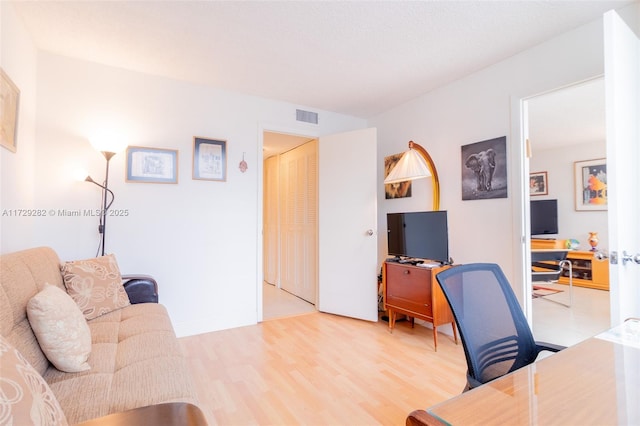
[257,123,319,322]
[509,76,608,326]
[514,76,607,327]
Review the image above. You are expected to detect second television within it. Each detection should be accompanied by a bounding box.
[386,211,449,264]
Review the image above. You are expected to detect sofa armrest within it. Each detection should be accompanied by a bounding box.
[75,402,207,426]
[122,274,159,304]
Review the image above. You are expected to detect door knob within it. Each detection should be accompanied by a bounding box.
[366,229,374,236]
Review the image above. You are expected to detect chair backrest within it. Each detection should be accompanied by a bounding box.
[436,263,538,387]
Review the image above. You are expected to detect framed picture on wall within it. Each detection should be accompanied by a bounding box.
[574,158,607,211]
[529,171,548,196]
[126,146,179,184]
[461,136,508,200]
[193,137,227,181]
[384,152,412,199]
[1,68,20,153]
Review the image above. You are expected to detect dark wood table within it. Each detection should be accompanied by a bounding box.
[75,402,207,426]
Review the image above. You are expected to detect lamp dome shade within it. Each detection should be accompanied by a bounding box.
[384,148,432,184]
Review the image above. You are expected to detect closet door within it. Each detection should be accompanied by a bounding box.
[263,155,279,285]
[279,141,318,303]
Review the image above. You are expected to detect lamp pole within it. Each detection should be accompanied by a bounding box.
[408,141,441,211]
[99,151,116,256]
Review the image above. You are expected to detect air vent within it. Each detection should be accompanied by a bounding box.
[296,109,318,125]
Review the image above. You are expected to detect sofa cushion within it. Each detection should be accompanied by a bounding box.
[27,284,91,373]
[44,303,198,424]
[61,254,130,320]
[0,335,69,426]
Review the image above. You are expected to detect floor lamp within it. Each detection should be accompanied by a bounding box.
[83,151,116,257]
[384,140,441,211]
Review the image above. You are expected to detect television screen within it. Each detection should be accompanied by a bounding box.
[387,211,449,263]
[530,199,558,235]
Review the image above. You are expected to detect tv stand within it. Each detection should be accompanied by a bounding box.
[383,261,458,351]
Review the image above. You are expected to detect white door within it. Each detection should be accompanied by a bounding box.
[318,128,378,321]
[604,10,640,325]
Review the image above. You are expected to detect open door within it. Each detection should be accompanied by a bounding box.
[318,128,378,321]
[604,9,640,324]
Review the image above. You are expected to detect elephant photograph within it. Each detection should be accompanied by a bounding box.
[461,136,508,200]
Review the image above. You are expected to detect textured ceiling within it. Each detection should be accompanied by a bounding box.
[528,78,605,152]
[9,0,633,119]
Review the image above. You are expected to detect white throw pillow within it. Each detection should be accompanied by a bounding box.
[0,335,69,425]
[27,284,91,373]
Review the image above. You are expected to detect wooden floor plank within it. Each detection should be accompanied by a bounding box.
[180,312,467,425]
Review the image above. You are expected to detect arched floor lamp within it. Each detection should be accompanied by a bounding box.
[384,140,440,211]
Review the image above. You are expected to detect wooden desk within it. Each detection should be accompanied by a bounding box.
[417,319,640,425]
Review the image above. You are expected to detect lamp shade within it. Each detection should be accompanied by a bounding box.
[384,148,432,184]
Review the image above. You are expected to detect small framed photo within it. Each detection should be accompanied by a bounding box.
[193,137,226,181]
[574,158,607,211]
[126,146,178,184]
[529,171,548,196]
[1,68,20,152]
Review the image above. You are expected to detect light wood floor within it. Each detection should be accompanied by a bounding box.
[532,281,610,346]
[180,312,466,426]
[263,282,316,321]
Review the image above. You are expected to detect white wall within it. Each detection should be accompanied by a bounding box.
[370,16,607,300]
[0,2,38,253]
[2,39,366,336]
[530,141,608,250]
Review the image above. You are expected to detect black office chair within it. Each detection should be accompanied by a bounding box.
[436,263,565,391]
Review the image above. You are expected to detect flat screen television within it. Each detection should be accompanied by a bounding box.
[530,199,558,235]
[386,211,449,264]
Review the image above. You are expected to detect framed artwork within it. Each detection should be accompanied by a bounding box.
[384,152,412,199]
[126,146,178,184]
[529,171,548,196]
[574,158,607,211]
[461,136,508,201]
[1,68,20,152]
[193,137,226,181]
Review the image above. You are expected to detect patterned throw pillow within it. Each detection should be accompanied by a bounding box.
[27,284,92,373]
[0,335,69,425]
[61,254,131,320]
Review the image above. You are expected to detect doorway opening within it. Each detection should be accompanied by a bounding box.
[262,130,317,320]
[523,77,610,346]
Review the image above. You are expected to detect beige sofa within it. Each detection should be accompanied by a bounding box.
[0,247,205,425]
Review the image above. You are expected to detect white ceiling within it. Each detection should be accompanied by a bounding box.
[10,0,632,121]
[527,78,606,151]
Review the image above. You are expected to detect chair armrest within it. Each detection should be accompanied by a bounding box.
[75,402,207,426]
[406,409,447,426]
[122,274,159,304]
[535,341,566,353]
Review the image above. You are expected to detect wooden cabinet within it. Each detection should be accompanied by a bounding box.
[531,240,609,291]
[559,250,609,291]
[383,261,457,351]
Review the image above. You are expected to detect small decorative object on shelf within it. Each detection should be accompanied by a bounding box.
[588,232,599,251]
[565,239,580,250]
